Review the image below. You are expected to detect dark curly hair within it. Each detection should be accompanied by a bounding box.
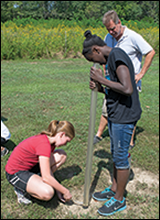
[82,30,106,56]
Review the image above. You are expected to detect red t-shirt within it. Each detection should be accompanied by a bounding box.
[5,134,55,174]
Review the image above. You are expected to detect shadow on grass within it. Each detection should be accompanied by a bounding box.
[31,164,82,209]
[31,193,60,209]
[89,149,135,202]
[54,164,82,183]
[1,116,8,122]
[101,129,109,139]
[89,150,113,202]
[134,126,144,142]
[2,140,17,151]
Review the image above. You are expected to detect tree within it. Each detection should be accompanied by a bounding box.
[138,1,159,24]
[1,1,22,22]
[1,1,159,25]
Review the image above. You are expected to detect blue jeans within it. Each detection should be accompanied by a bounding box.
[108,118,135,169]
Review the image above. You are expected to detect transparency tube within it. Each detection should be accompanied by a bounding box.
[83,63,99,208]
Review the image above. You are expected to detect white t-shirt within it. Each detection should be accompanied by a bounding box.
[1,120,11,140]
[115,26,153,74]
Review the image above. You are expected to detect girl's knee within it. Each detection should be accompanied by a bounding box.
[61,150,67,163]
[56,149,67,164]
[42,186,54,201]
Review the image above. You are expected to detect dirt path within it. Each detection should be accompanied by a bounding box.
[59,166,159,217]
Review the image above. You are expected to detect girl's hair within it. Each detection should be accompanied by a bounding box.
[102,10,119,25]
[82,30,106,56]
[40,120,75,139]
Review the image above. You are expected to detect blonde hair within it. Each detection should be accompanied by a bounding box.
[40,120,75,139]
[102,10,119,25]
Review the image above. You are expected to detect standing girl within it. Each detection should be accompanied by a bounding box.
[82,30,142,216]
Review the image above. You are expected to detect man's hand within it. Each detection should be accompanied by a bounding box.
[135,73,142,84]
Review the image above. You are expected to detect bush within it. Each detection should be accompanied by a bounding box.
[1,20,159,60]
[2,17,159,29]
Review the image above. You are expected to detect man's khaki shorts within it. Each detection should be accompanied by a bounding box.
[102,97,108,118]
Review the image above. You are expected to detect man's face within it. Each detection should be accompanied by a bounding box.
[105,19,121,40]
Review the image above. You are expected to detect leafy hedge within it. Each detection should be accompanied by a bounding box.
[2,17,159,29]
[1,18,159,60]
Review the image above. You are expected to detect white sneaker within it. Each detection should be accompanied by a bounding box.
[14,187,32,204]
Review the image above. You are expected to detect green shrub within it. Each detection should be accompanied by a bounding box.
[1,20,159,60]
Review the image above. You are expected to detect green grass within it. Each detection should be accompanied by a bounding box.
[1,57,159,219]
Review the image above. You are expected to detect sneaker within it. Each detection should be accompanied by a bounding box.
[93,135,102,145]
[98,197,126,216]
[92,186,115,201]
[1,147,9,157]
[129,142,135,150]
[14,187,32,204]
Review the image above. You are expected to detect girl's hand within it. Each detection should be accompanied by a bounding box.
[56,189,72,203]
[63,189,72,202]
[56,190,66,203]
[90,66,103,82]
[90,80,104,93]
[89,80,96,90]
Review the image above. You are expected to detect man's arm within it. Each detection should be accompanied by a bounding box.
[135,49,155,83]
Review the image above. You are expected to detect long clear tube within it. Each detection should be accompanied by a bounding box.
[83,63,99,208]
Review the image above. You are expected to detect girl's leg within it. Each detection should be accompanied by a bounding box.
[112,123,134,201]
[110,163,117,193]
[26,174,54,201]
[50,149,67,201]
[26,149,67,201]
[115,168,129,201]
[50,149,67,173]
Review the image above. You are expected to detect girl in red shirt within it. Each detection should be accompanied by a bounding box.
[5,120,75,204]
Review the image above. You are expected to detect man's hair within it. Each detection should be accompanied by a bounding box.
[102,10,119,25]
[82,30,106,56]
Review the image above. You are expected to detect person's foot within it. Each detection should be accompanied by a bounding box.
[14,187,32,204]
[92,186,115,201]
[129,142,135,150]
[1,146,9,157]
[93,135,102,145]
[98,197,126,216]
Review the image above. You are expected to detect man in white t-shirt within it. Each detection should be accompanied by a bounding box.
[94,10,155,148]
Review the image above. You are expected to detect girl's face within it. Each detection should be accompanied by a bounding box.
[55,132,72,147]
[84,47,107,65]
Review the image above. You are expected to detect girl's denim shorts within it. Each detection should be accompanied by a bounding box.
[108,118,136,169]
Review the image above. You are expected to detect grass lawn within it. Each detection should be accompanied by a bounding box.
[1,57,159,219]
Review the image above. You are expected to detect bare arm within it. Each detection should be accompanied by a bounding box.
[90,63,133,96]
[39,156,72,202]
[135,49,155,83]
[89,65,106,93]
